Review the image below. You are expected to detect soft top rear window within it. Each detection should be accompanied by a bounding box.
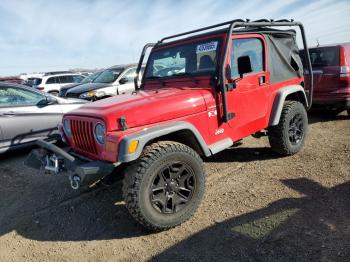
[301,47,339,67]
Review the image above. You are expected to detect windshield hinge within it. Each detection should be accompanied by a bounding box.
[227,112,235,120]
[225,83,236,91]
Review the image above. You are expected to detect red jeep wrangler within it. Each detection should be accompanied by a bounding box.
[26,19,313,231]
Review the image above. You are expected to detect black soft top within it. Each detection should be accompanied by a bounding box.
[158,27,303,84]
[243,28,303,83]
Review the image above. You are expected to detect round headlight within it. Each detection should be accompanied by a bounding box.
[94,123,106,144]
[63,119,71,136]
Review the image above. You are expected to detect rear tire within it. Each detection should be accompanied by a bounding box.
[268,101,308,156]
[123,141,205,231]
[347,109,350,118]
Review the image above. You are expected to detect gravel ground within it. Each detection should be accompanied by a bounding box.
[0,111,349,262]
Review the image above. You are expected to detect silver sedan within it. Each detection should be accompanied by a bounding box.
[0,82,86,153]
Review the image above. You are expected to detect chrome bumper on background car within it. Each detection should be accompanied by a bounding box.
[25,140,116,189]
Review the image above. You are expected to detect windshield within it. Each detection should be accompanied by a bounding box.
[145,38,221,79]
[94,68,123,83]
[82,71,102,84]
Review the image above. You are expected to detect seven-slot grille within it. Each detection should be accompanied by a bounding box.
[70,119,98,155]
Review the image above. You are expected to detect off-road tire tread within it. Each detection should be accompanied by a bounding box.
[122,141,205,231]
[268,101,307,156]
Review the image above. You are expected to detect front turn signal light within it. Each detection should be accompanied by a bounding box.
[128,140,139,154]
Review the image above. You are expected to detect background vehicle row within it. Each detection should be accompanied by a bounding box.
[63,64,145,100]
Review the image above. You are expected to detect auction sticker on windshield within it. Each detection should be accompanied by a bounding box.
[196,41,218,54]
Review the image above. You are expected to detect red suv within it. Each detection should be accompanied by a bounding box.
[26,19,313,231]
[303,43,350,116]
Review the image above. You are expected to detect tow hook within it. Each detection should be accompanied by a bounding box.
[69,175,81,190]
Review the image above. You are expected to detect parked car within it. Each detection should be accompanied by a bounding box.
[20,71,73,88]
[19,73,44,81]
[26,19,313,231]
[65,64,144,100]
[0,77,25,85]
[301,43,350,116]
[26,77,43,87]
[59,71,103,97]
[0,82,86,153]
[33,73,85,96]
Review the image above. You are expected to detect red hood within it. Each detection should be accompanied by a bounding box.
[65,87,208,131]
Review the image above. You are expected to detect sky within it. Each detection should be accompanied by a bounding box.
[0,0,349,76]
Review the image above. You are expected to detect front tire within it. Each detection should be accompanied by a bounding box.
[123,141,205,231]
[268,101,308,156]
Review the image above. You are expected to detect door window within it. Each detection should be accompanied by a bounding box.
[0,86,45,107]
[46,77,59,84]
[59,75,74,83]
[231,38,264,78]
[122,68,137,82]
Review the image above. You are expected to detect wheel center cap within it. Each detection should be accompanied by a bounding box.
[167,181,177,192]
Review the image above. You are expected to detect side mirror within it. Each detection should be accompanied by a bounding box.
[46,96,57,105]
[37,96,56,106]
[225,64,238,91]
[119,77,129,85]
[237,56,253,78]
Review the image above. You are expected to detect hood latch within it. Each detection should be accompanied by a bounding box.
[119,116,128,131]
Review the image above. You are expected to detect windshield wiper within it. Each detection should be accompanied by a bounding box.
[172,72,199,84]
[145,76,162,79]
[145,76,166,86]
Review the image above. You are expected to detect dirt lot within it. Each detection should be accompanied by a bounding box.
[0,111,349,262]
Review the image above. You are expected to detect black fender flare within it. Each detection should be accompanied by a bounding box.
[118,121,211,162]
[269,85,308,126]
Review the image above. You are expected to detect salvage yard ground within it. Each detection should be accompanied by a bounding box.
[0,110,349,261]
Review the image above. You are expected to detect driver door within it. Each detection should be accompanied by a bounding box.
[0,86,62,150]
[226,35,270,138]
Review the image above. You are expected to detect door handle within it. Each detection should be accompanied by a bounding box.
[259,76,266,85]
[1,112,16,116]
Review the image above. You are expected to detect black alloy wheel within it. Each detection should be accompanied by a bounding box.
[288,113,304,145]
[150,161,196,214]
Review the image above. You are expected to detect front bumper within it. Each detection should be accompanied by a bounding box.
[25,140,117,189]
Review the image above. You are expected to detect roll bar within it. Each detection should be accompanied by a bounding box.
[134,19,313,121]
